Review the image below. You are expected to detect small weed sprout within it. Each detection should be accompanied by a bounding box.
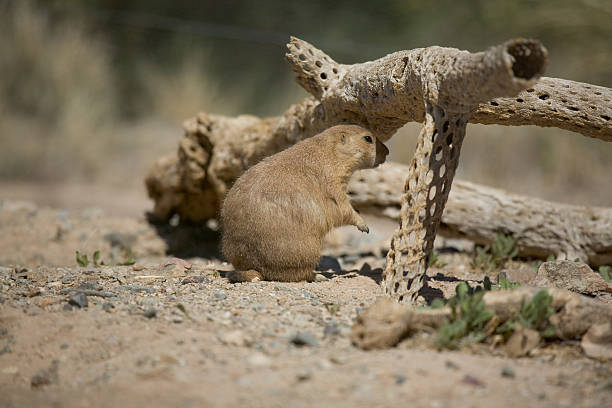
[75,250,135,267]
[471,233,518,273]
[435,282,494,349]
[428,251,447,268]
[599,266,612,283]
[496,290,555,339]
[497,272,521,290]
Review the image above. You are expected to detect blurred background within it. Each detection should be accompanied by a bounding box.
[1,0,611,216]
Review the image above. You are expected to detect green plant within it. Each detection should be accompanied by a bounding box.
[497,273,521,290]
[428,251,447,268]
[471,233,518,273]
[435,282,495,349]
[76,250,89,267]
[496,290,555,339]
[75,250,135,267]
[599,266,612,283]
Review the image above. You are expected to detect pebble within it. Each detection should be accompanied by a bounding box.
[218,330,250,347]
[102,302,115,312]
[324,323,341,337]
[445,360,460,370]
[501,366,515,378]
[143,308,157,319]
[214,290,227,301]
[1,366,18,375]
[123,285,154,294]
[314,274,328,282]
[247,352,272,368]
[68,293,88,308]
[182,276,210,285]
[395,375,407,385]
[296,370,312,381]
[290,332,318,347]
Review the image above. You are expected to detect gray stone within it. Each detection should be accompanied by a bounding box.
[324,323,340,338]
[68,293,88,308]
[214,290,227,300]
[143,308,157,319]
[290,332,318,347]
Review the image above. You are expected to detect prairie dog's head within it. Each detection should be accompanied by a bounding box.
[326,125,389,170]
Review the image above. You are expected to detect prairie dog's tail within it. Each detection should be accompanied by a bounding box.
[227,269,264,283]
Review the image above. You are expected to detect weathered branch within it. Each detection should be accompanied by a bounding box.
[349,163,612,266]
[146,38,610,223]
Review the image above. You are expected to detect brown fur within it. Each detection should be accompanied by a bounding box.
[221,125,389,282]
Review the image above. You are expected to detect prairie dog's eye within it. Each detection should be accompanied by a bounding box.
[364,135,373,144]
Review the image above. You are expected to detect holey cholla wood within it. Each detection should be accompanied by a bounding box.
[374,40,548,303]
[146,37,612,303]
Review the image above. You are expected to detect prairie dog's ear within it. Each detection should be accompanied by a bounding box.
[340,133,347,144]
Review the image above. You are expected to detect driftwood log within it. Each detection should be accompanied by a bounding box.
[146,37,612,303]
[349,163,612,267]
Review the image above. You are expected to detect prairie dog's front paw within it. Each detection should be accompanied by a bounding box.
[355,217,370,234]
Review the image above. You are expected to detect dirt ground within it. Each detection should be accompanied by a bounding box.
[1,198,611,408]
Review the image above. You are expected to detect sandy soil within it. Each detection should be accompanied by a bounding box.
[0,198,610,408]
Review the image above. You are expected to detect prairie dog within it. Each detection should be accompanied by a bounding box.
[221,125,389,282]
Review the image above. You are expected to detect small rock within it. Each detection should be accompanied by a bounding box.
[323,323,341,338]
[0,345,11,355]
[395,375,407,385]
[301,290,313,298]
[143,308,157,319]
[501,366,515,378]
[314,274,328,282]
[132,264,145,271]
[61,275,75,285]
[247,352,272,368]
[445,360,460,370]
[214,290,227,301]
[63,303,73,311]
[60,343,69,349]
[329,355,346,365]
[182,276,210,285]
[296,370,312,381]
[218,330,250,347]
[504,327,541,358]
[581,323,612,360]
[290,332,318,347]
[123,285,154,294]
[461,374,486,387]
[31,360,59,388]
[68,293,88,308]
[533,261,611,295]
[102,303,115,312]
[2,366,18,375]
